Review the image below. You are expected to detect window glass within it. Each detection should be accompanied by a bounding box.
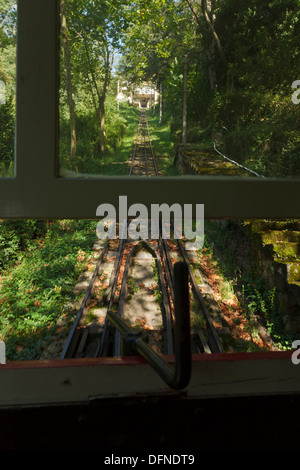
[0,217,298,362]
[59,1,300,179]
[0,0,16,178]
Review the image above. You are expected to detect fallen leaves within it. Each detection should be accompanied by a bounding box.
[198,249,271,349]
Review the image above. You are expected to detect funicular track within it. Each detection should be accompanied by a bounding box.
[61,223,224,360]
[61,109,224,387]
[129,109,159,176]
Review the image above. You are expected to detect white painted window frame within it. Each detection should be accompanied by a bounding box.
[0,0,298,406]
[0,0,298,220]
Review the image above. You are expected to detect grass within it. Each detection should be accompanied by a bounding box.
[0,219,98,361]
[60,102,180,177]
[95,104,141,175]
[60,103,141,176]
[146,109,180,176]
[204,220,294,350]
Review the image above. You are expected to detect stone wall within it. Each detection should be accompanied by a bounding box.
[174,144,255,177]
[244,220,300,332]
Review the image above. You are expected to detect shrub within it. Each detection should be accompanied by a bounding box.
[0,91,15,175]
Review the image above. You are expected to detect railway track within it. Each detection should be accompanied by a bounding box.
[129,109,159,176]
[61,109,224,387]
[60,226,224,359]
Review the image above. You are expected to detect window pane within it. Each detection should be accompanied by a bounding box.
[59,1,300,179]
[0,217,298,361]
[0,0,16,178]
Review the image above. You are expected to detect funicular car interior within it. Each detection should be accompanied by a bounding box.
[0,0,299,451]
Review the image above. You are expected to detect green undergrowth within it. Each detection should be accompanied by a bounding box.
[0,91,15,178]
[184,90,300,178]
[204,220,294,350]
[60,103,141,176]
[0,219,98,361]
[146,109,180,176]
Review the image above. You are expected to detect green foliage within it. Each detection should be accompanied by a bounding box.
[0,0,16,176]
[60,102,139,175]
[0,219,98,360]
[0,220,48,271]
[208,90,300,176]
[146,110,179,176]
[205,220,295,350]
[241,282,293,350]
[119,0,192,82]
[0,89,14,174]
[118,0,300,178]
[215,0,300,90]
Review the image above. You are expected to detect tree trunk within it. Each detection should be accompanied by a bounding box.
[207,39,217,90]
[159,82,163,123]
[61,0,76,159]
[182,56,188,145]
[201,0,227,68]
[99,43,111,153]
[185,0,227,69]
[83,35,112,154]
[99,102,106,153]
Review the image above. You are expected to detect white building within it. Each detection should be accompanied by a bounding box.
[117,82,159,109]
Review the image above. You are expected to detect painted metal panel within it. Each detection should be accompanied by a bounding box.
[0,0,297,220]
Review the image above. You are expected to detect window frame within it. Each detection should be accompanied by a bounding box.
[0,0,298,220]
[0,0,299,406]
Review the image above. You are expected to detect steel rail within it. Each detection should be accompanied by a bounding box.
[156,219,222,354]
[173,229,224,354]
[129,110,158,177]
[145,118,158,176]
[128,119,142,176]
[60,227,114,359]
[213,141,265,178]
[147,239,174,355]
[113,238,174,357]
[107,261,191,390]
[156,220,175,309]
[128,139,138,176]
[144,125,148,176]
[99,220,128,357]
[112,243,137,357]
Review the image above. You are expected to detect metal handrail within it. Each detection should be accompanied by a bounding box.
[106,261,191,390]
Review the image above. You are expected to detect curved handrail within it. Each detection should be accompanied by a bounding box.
[106,261,191,390]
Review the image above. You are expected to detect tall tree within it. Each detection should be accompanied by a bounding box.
[61,0,126,154]
[0,0,16,85]
[0,0,16,174]
[82,29,114,153]
[184,0,227,89]
[61,0,77,159]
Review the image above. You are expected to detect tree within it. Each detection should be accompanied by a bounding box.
[119,0,197,109]
[0,0,16,174]
[60,0,126,154]
[82,28,114,153]
[0,0,16,87]
[184,0,227,89]
[61,0,77,159]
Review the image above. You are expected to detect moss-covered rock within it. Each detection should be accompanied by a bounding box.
[244,219,300,331]
[175,144,255,177]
